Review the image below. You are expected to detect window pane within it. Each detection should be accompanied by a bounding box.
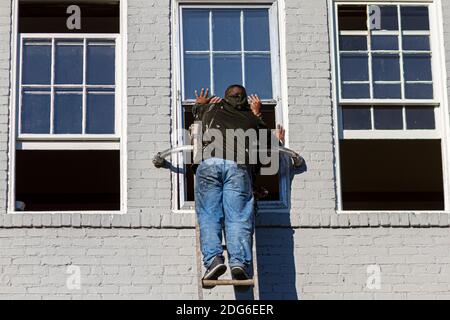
[213,54,242,97]
[406,107,435,129]
[371,35,398,50]
[340,36,367,51]
[340,54,368,81]
[55,41,83,85]
[245,54,272,99]
[404,54,432,81]
[22,42,51,85]
[183,9,209,51]
[21,92,51,134]
[342,107,371,130]
[401,6,430,31]
[86,92,115,134]
[338,5,367,31]
[87,41,115,85]
[377,6,399,31]
[403,36,430,51]
[184,54,210,100]
[405,83,434,99]
[374,107,403,130]
[244,9,270,51]
[54,92,82,134]
[374,84,401,99]
[372,54,400,81]
[342,84,370,99]
[212,10,241,51]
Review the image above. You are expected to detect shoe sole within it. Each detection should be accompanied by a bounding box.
[231,267,251,292]
[202,264,227,289]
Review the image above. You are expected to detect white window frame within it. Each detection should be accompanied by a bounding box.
[328,0,450,212]
[171,0,290,213]
[7,0,128,214]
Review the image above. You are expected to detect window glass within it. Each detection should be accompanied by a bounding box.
[86,91,116,134]
[183,10,209,51]
[55,41,83,84]
[22,41,51,85]
[54,92,83,134]
[374,107,403,130]
[212,10,241,51]
[244,10,270,51]
[21,91,51,134]
[401,6,430,31]
[406,107,435,129]
[87,41,116,85]
[342,107,371,130]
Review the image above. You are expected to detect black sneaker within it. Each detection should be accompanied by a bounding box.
[231,266,251,292]
[202,256,227,289]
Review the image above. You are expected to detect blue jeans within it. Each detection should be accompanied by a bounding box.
[195,158,255,269]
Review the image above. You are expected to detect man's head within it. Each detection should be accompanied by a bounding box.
[224,84,249,110]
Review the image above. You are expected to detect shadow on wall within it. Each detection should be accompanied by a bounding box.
[235,156,307,300]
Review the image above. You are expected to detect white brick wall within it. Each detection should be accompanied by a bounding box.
[0,0,450,300]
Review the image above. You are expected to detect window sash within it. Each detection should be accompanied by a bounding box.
[18,33,121,140]
[336,3,436,102]
[334,2,442,140]
[179,5,277,102]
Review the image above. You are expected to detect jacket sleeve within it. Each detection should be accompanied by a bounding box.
[192,103,210,121]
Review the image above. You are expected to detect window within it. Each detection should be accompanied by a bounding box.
[19,37,117,136]
[9,1,125,212]
[174,3,287,210]
[331,1,448,211]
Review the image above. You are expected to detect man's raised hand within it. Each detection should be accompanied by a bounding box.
[195,88,222,105]
[249,94,262,117]
[195,88,210,105]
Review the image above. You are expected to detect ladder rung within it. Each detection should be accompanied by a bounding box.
[202,279,254,287]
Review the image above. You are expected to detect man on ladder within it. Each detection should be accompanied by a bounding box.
[191,85,285,293]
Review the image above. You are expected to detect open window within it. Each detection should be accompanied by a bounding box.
[174,3,287,210]
[9,1,125,212]
[332,2,448,211]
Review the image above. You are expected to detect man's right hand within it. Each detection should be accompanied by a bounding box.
[195,88,222,105]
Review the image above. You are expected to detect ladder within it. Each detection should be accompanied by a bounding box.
[195,221,259,300]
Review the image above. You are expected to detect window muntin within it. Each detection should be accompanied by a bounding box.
[19,35,118,137]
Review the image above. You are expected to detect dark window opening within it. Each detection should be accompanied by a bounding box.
[338,5,367,31]
[340,140,444,211]
[16,150,120,211]
[19,1,120,33]
[183,104,280,203]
